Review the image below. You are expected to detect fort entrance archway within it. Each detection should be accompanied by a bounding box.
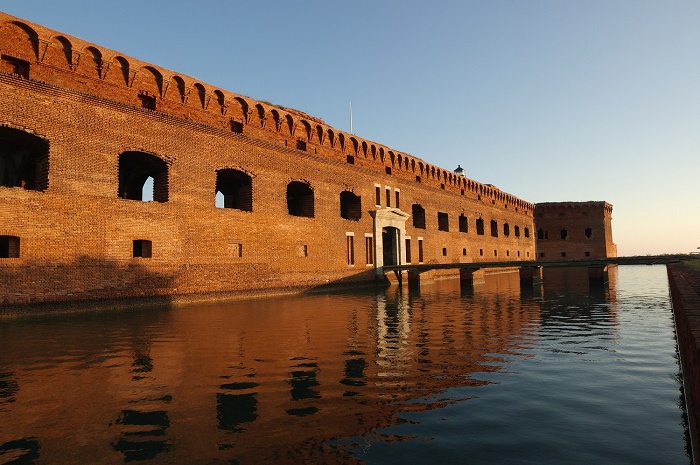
[370,208,410,274]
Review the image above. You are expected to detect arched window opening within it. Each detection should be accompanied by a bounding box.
[524,227,530,238]
[585,227,592,239]
[412,204,426,229]
[503,223,510,237]
[0,126,49,191]
[514,225,520,237]
[118,151,169,202]
[216,169,253,211]
[340,191,361,221]
[287,181,314,218]
[490,219,498,237]
[476,218,485,235]
[561,228,568,240]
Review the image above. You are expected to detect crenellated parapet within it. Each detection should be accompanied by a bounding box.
[0,12,534,215]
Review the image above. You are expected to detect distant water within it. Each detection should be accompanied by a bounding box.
[0,265,690,464]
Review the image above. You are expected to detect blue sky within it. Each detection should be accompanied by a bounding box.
[3,1,698,255]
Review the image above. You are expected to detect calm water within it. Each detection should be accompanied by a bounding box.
[0,266,690,464]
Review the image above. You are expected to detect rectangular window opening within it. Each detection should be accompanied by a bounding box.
[385,188,391,208]
[0,235,20,258]
[133,239,152,258]
[418,239,424,263]
[230,120,244,133]
[365,236,374,265]
[296,140,307,151]
[346,155,355,164]
[346,234,355,265]
[138,93,156,111]
[385,166,392,175]
[1,55,30,78]
[405,238,411,263]
[415,176,421,183]
[462,248,467,256]
[437,212,449,232]
[375,186,381,206]
[394,190,400,210]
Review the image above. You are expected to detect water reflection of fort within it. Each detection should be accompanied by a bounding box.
[0,269,619,464]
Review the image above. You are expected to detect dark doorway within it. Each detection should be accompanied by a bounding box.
[382,227,399,266]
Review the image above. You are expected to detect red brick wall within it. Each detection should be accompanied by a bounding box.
[0,13,540,306]
[534,202,617,260]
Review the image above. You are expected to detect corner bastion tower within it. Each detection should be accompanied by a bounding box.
[534,202,617,260]
[0,13,613,308]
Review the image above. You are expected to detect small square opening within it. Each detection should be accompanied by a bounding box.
[133,239,152,258]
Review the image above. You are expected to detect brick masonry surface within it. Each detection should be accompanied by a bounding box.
[0,13,614,308]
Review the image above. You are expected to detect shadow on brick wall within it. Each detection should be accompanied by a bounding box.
[0,255,177,313]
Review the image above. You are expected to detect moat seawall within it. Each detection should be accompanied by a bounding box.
[668,261,700,462]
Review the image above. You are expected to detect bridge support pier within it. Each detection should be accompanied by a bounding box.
[519,266,543,287]
[460,269,476,288]
[408,271,421,289]
[588,265,609,285]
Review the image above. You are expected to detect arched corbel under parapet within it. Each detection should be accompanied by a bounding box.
[255,104,266,127]
[112,56,132,87]
[167,75,187,103]
[232,97,249,123]
[1,20,40,62]
[84,46,103,79]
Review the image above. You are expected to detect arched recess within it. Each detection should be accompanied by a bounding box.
[84,46,103,78]
[0,21,39,62]
[230,97,249,123]
[112,56,131,86]
[503,223,510,237]
[286,181,314,218]
[338,133,345,151]
[118,151,169,202]
[169,76,186,103]
[284,115,294,136]
[215,168,252,211]
[362,141,368,158]
[327,129,335,147]
[350,137,359,155]
[50,36,74,69]
[133,66,164,97]
[316,125,324,145]
[300,120,311,141]
[340,191,361,221]
[214,90,226,114]
[0,126,50,191]
[270,109,281,131]
[255,104,266,127]
[193,83,207,109]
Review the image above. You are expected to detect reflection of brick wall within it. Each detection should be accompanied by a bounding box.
[534,202,616,260]
[0,13,539,306]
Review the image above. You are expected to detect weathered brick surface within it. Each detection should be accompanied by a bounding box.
[667,263,700,461]
[0,13,561,307]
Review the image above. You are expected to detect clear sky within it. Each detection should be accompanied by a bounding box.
[2,1,698,256]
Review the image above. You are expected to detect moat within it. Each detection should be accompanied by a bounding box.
[0,266,690,464]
